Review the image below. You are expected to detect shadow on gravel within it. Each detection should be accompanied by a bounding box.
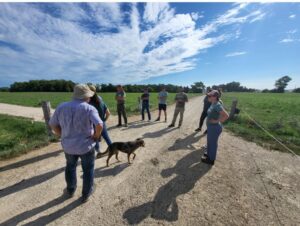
[121,121,160,130]
[106,120,145,131]
[123,149,211,224]
[0,194,82,226]
[168,132,206,151]
[142,127,178,139]
[0,167,64,198]
[0,149,63,173]
[94,163,129,178]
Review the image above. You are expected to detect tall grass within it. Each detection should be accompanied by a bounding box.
[0,114,50,159]
[222,92,300,155]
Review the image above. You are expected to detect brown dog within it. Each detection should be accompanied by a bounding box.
[97,138,145,167]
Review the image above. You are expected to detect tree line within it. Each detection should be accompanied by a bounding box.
[1,76,299,93]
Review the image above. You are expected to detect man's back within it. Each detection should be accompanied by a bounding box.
[50,100,101,155]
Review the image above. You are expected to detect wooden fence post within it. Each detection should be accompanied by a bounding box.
[229,99,238,119]
[41,101,53,137]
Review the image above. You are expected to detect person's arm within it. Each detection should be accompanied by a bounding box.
[209,107,229,124]
[105,108,111,121]
[92,123,102,141]
[219,109,229,123]
[51,125,62,137]
[49,108,61,137]
[90,108,103,140]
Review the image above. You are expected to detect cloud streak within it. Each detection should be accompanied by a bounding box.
[225,51,247,57]
[0,3,266,85]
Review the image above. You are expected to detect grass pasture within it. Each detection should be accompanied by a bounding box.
[0,114,49,159]
[0,92,199,116]
[222,92,300,155]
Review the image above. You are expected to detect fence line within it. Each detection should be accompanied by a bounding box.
[242,110,298,157]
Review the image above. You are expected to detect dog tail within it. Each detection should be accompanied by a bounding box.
[97,146,110,158]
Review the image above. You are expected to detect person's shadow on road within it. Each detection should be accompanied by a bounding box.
[123,149,211,224]
[168,132,206,151]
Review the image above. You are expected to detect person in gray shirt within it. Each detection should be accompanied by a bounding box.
[155,86,168,122]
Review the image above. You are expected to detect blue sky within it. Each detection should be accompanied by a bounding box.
[0,2,299,89]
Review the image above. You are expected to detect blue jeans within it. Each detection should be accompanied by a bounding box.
[95,123,112,152]
[65,149,95,197]
[207,123,222,161]
[142,103,151,120]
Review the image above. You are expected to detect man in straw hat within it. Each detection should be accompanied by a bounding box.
[49,84,103,203]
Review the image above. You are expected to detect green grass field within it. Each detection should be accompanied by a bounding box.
[0,92,199,116]
[0,114,50,159]
[222,92,300,155]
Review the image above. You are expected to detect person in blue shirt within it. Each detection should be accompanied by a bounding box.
[141,88,151,121]
[88,85,113,157]
[201,90,229,165]
[49,84,103,203]
[155,86,168,122]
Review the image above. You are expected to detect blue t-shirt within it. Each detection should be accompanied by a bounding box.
[158,91,168,105]
[207,102,223,124]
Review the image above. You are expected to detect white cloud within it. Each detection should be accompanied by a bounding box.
[190,12,204,21]
[289,14,296,19]
[226,51,247,57]
[0,3,267,84]
[280,38,294,43]
[287,29,297,34]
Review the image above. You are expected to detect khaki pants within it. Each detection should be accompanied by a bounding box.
[171,107,185,126]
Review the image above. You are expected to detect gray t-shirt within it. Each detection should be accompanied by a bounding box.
[207,102,223,124]
[116,91,126,104]
[158,91,168,104]
[175,92,188,108]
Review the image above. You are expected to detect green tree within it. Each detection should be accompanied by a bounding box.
[274,76,292,93]
[293,88,300,93]
[191,82,205,93]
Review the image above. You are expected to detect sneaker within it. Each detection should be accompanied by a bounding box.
[195,128,201,132]
[168,124,175,128]
[63,188,75,199]
[201,156,214,165]
[81,185,96,203]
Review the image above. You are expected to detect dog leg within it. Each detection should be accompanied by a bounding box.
[115,151,120,162]
[127,154,131,165]
[106,154,113,167]
[132,153,136,160]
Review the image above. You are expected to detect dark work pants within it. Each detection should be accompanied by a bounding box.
[142,103,151,120]
[199,110,208,129]
[117,103,127,125]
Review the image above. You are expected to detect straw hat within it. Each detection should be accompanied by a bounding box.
[73,84,95,100]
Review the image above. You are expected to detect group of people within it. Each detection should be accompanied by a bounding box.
[49,84,228,203]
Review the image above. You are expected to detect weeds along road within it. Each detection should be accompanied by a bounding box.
[0,95,299,225]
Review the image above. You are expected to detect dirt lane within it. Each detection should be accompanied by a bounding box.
[0,103,48,121]
[0,96,299,226]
